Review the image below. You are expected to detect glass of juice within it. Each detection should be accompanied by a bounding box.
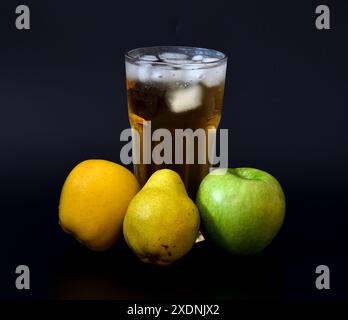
[125,46,227,199]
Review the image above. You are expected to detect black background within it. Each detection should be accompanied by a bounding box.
[0,0,347,300]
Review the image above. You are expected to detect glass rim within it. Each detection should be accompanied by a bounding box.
[125,46,227,68]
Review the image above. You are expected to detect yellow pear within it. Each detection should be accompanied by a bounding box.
[123,169,200,266]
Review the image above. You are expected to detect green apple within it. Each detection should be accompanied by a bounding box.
[196,168,285,255]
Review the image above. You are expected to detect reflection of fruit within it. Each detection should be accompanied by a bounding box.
[59,159,139,251]
[196,168,285,255]
[123,169,200,266]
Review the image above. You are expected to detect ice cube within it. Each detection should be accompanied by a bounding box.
[182,68,206,82]
[125,61,138,80]
[151,70,163,81]
[150,65,176,82]
[141,55,159,61]
[151,67,167,81]
[202,64,226,87]
[168,60,192,66]
[165,68,206,84]
[159,52,188,60]
[166,85,202,113]
[202,57,219,63]
[137,63,151,82]
[192,55,203,61]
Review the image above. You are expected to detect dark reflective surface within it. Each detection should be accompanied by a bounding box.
[52,241,283,300]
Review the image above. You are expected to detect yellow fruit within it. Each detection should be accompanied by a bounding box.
[123,169,200,266]
[59,159,139,251]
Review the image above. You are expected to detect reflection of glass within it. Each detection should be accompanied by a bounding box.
[125,46,227,199]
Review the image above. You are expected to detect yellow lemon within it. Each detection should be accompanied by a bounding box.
[59,159,139,251]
